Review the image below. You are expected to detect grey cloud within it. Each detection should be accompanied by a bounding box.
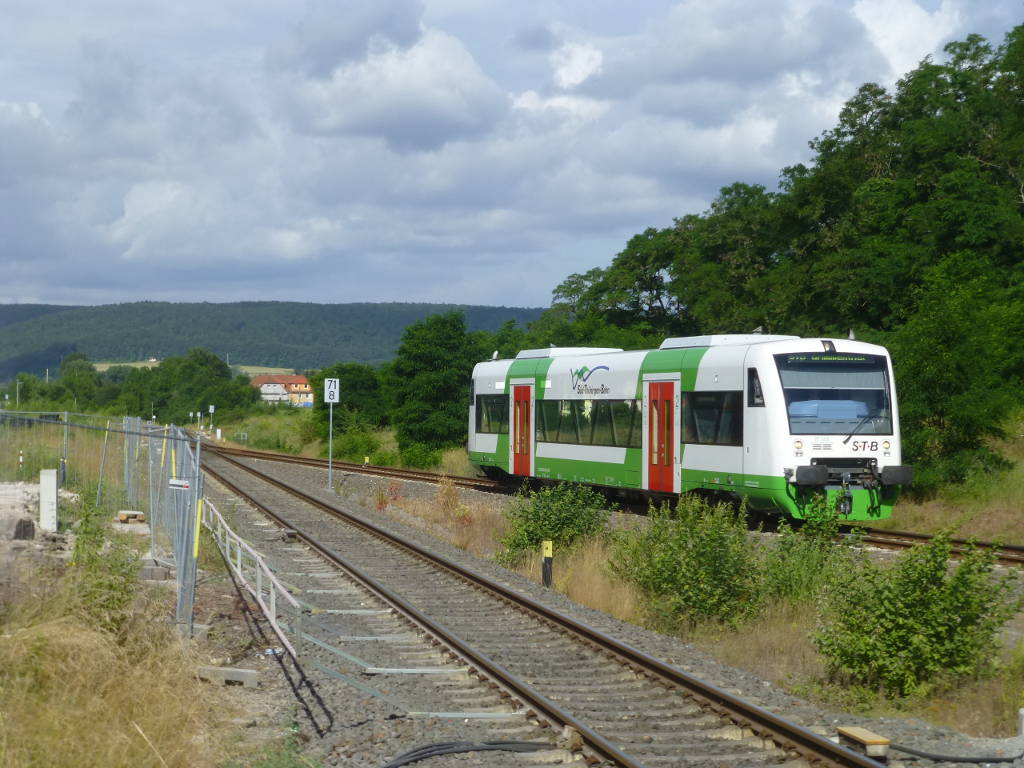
[0,0,1019,310]
[65,41,144,129]
[511,24,560,52]
[269,0,425,78]
[0,103,59,187]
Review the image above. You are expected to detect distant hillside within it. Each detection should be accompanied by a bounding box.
[0,301,543,380]
[0,304,80,328]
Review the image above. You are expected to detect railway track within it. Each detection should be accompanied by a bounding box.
[849,527,1024,567]
[208,442,1024,567]
[206,443,507,494]
[202,450,883,768]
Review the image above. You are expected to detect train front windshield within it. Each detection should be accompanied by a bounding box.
[774,352,893,436]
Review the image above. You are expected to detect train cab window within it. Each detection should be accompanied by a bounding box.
[475,395,509,434]
[747,368,764,407]
[774,352,893,435]
[682,391,743,446]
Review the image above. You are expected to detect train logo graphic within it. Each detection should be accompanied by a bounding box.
[569,365,610,395]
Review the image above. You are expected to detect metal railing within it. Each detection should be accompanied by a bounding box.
[202,499,303,657]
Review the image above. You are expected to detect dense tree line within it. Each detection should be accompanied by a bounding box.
[3,349,258,425]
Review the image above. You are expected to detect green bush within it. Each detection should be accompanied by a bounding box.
[609,496,761,628]
[814,531,1021,696]
[334,429,379,462]
[762,495,850,602]
[69,495,139,634]
[369,449,399,467]
[399,443,441,469]
[498,483,611,564]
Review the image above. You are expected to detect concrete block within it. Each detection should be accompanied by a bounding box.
[117,510,146,523]
[197,666,259,688]
[140,563,172,580]
[39,469,58,532]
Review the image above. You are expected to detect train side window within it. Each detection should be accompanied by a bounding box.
[475,395,509,434]
[537,400,560,441]
[682,391,743,446]
[534,399,642,447]
[590,400,614,446]
[747,368,764,407]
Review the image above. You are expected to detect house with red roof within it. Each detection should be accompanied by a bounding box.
[250,375,313,407]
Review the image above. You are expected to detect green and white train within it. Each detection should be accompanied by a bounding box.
[468,335,913,520]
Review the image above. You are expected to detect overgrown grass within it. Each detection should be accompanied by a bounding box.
[217,410,480,475]
[222,407,320,456]
[882,409,1024,544]
[371,476,508,558]
[0,543,239,768]
[514,537,643,624]
[0,419,125,493]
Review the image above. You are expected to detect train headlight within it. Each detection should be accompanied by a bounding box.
[882,441,891,451]
[793,440,803,451]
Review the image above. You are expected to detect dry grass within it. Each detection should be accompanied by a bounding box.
[233,365,295,377]
[376,477,509,558]
[0,565,239,768]
[93,361,161,372]
[513,538,643,624]
[687,601,825,687]
[875,412,1024,545]
[438,448,476,477]
[0,421,128,505]
[915,638,1024,737]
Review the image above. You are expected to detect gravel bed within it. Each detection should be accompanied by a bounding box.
[206,462,1024,768]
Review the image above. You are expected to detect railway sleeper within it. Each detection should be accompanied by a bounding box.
[583,707,710,724]
[603,726,780,751]
[536,677,655,693]
[616,742,779,764]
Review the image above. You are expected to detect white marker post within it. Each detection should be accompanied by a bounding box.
[208,404,215,432]
[324,378,340,489]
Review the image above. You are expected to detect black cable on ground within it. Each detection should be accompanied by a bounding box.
[379,740,553,768]
[890,741,1024,763]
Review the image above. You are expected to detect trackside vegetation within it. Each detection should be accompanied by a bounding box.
[814,532,1021,697]
[497,483,612,565]
[0,497,232,767]
[0,428,320,767]
[498,487,1022,712]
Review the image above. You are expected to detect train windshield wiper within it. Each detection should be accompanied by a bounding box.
[842,411,875,444]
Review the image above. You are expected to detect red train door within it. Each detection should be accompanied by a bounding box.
[513,385,531,476]
[648,381,675,492]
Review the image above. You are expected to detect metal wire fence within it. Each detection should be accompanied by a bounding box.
[0,412,205,635]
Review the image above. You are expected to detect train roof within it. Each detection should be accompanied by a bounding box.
[514,347,624,359]
[659,334,799,349]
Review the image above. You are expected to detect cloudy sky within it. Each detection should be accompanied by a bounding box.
[1,1,1018,309]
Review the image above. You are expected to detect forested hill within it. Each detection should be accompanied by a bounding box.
[0,301,543,378]
[0,304,79,328]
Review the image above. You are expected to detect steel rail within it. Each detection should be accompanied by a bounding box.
[204,443,506,493]
[202,457,642,768]
[849,526,1024,567]
[204,452,884,768]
